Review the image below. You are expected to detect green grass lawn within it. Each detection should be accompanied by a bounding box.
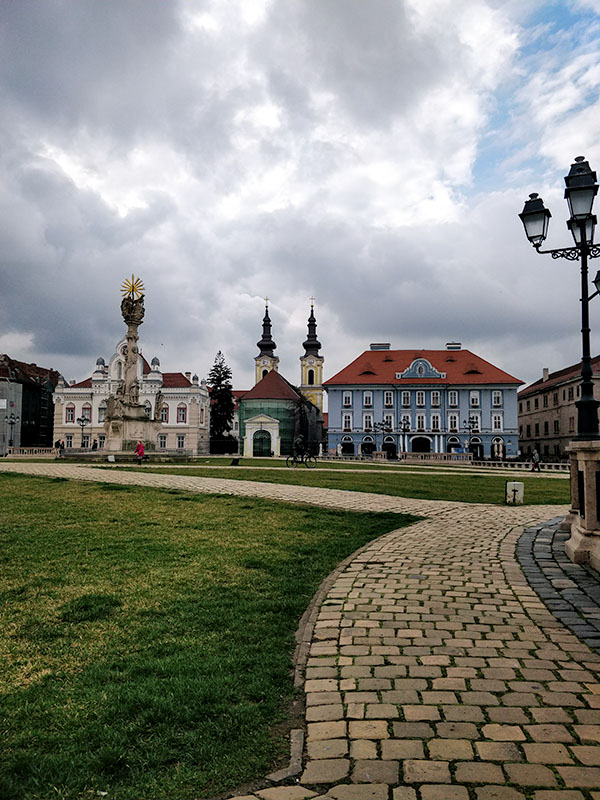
[0,474,414,800]
[114,465,570,505]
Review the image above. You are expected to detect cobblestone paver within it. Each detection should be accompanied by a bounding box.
[3,462,600,800]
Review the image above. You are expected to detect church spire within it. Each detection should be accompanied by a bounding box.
[302,297,321,356]
[256,298,277,357]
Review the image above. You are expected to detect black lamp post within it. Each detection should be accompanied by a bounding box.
[519,156,600,439]
[462,415,478,454]
[76,415,89,448]
[5,413,19,447]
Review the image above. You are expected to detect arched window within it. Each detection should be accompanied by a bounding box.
[65,404,75,423]
[82,404,92,422]
[144,401,152,418]
[308,369,315,385]
[160,405,169,423]
[262,369,268,379]
[177,403,187,424]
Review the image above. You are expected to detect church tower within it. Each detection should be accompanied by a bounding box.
[300,299,324,411]
[255,299,280,384]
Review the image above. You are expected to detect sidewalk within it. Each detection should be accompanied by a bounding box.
[1,462,599,800]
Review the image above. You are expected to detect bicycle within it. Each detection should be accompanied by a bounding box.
[286,452,318,468]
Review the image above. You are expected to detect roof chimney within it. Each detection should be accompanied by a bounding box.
[542,367,549,382]
[370,343,390,351]
[446,342,462,350]
[185,371,191,381]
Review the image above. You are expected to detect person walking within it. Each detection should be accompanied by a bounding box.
[531,448,541,472]
[134,440,145,466]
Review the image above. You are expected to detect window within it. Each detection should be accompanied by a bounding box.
[98,403,106,423]
[401,413,411,430]
[554,444,560,454]
[200,407,204,424]
[568,386,574,400]
[82,404,92,422]
[343,413,352,431]
[431,391,440,407]
[383,413,393,430]
[448,413,459,432]
[116,361,123,380]
[519,425,523,436]
[553,393,558,405]
[160,405,169,423]
[448,390,458,407]
[98,434,105,449]
[526,400,531,411]
[526,424,531,437]
[177,434,185,449]
[308,369,315,385]
[534,423,539,436]
[534,397,539,409]
[416,391,425,407]
[470,414,481,433]
[543,394,548,408]
[470,391,480,408]
[544,421,549,435]
[563,390,566,401]
[177,404,187,423]
[363,391,373,407]
[431,413,440,431]
[158,434,167,449]
[65,434,73,448]
[144,401,152,418]
[363,413,373,431]
[82,434,90,448]
[492,413,503,432]
[65,404,75,423]
[402,391,411,407]
[492,391,503,407]
[553,419,559,434]
[416,414,425,430]
[569,416,575,432]
[384,391,393,408]
[343,391,352,407]
[544,445,549,455]
[519,401,523,413]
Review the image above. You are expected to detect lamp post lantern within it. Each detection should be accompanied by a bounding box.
[519,156,600,568]
[76,416,90,448]
[5,413,19,448]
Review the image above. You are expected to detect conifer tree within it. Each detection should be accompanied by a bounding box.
[207,351,235,451]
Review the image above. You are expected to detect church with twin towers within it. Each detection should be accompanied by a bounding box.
[236,300,325,457]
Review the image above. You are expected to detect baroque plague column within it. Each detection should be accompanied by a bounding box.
[104,276,161,451]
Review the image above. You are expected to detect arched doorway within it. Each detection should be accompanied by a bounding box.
[411,436,431,453]
[253,430,271,457]
[446,436,460,453]
[383,436,397,460]
[469,437,483,459]
[492,437,505,460]
[361,436,375,456]
[341,435,354,456]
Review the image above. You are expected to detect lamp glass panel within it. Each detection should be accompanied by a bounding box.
[566,186,598,219]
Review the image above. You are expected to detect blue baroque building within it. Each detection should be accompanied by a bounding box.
[325,343,522,459]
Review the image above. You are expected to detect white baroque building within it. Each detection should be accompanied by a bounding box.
[53,338,210,453]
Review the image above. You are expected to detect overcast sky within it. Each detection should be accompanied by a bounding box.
[2,0,600,396]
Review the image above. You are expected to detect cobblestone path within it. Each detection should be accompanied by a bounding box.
[3,463,600,800]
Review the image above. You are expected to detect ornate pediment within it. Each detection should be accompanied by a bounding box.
[396,359,446,380]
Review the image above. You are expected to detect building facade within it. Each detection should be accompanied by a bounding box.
[518,356,600,459]
[0,355,60,453]
[325,343,521,459]
[53,338,210,453]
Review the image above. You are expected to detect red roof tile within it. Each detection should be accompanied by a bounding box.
[161,372,193,388]
[325,349,522,386]
[240,370,300,401]
[518,355,600,398]
[70,378,92,388]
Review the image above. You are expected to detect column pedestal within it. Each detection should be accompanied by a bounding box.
[565,440,600,571]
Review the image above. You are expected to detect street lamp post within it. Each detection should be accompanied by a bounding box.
[462,415,478,456]
[76,416,89,448]
[5,413,20,448]
[519,156,600,568]
[399,418,410,455]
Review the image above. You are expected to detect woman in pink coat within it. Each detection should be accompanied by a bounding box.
[134,440,145,465]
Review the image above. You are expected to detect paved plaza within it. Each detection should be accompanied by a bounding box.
[2,462,600,800]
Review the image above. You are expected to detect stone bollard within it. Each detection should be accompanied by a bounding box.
[506,481,524,505]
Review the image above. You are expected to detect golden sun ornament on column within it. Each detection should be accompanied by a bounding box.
[121,275,145,299]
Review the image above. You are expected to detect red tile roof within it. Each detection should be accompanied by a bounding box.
[518,355,600,398]
[325,349,522,386]
[70,378,92,388]
[239,370,300,401]
[161,372,193,388]
[0,355,61,387]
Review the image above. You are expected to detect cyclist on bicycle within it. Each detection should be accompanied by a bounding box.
[293,433,305,459]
